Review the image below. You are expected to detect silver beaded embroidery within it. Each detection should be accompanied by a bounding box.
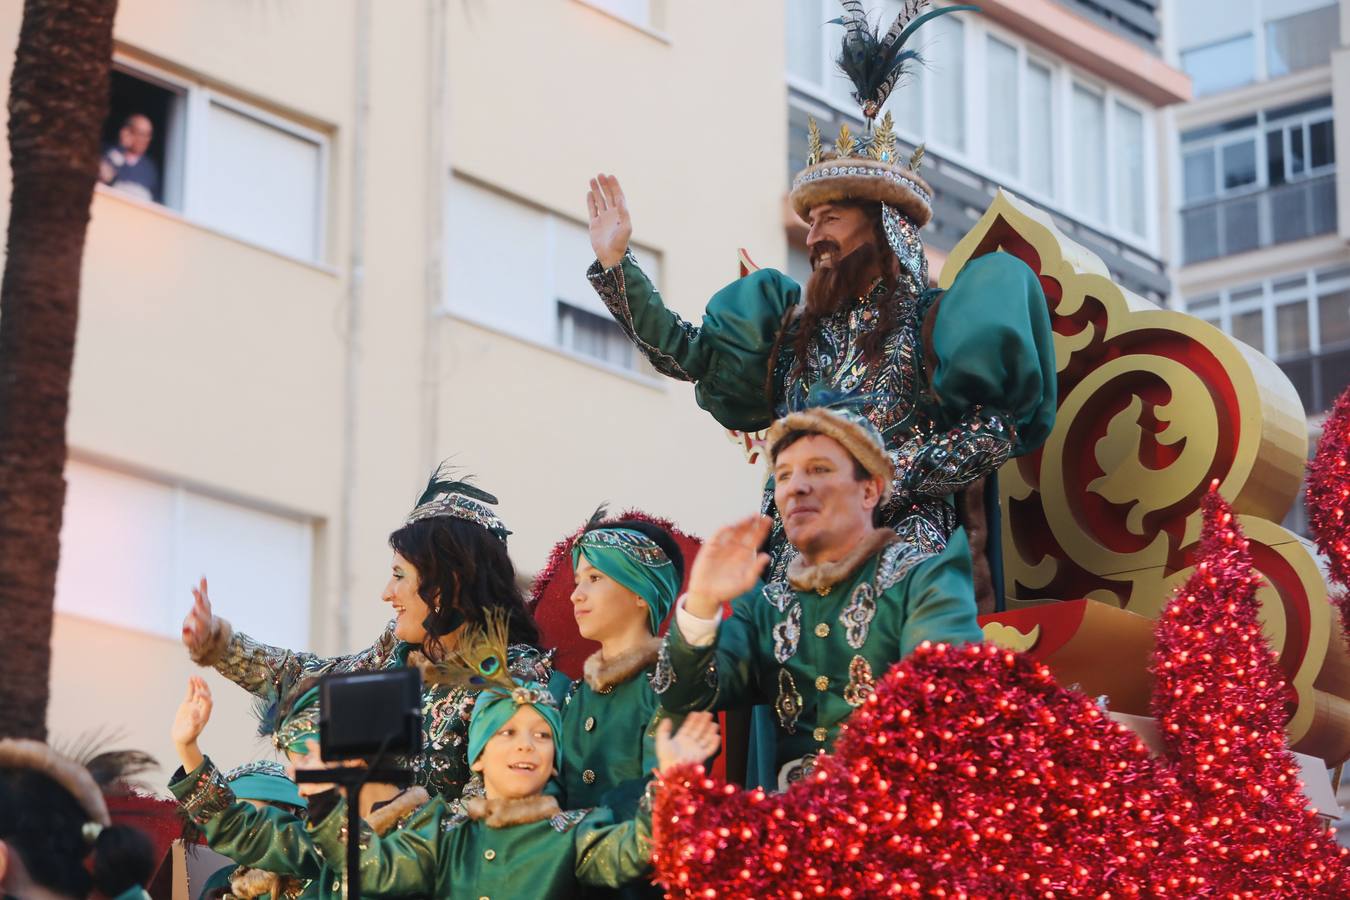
[772,602,803,664]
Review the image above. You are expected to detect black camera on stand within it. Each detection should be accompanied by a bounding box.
[293,667,421,900]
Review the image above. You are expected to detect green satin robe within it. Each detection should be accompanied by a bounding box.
[656,530,984,781]
[170,757,329,900]
[304,793,653,900]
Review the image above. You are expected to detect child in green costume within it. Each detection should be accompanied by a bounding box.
[296,664,719,898]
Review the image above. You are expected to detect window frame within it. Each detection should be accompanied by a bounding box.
[103,53,332,267]
[1178,97,1334,204]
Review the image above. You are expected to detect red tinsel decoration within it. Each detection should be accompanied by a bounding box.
[651,487,1350,898]
[1306,384,1350,632]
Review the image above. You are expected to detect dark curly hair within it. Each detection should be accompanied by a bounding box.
[388,516,540,659]
[0,768,155,899]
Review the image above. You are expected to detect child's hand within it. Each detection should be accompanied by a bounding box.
[171,677,212,772]
[654,711,721,773]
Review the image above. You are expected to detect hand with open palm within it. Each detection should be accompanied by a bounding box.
[171,676,213,773]
[655,711,721,773]
[684,514,772,619]
[587,173,632,270]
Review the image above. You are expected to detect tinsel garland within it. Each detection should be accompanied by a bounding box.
[651,486,1350,897]
[1307,385,1350,632]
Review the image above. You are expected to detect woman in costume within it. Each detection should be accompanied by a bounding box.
[169,676,430,900]
[0,741,157,900]
[180,467,561,801]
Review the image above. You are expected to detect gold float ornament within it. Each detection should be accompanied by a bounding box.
[944,190,1350,761]
[981,621,1040,653]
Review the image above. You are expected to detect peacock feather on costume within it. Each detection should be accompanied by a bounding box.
[832,0,979,121]
[423,609,554,706]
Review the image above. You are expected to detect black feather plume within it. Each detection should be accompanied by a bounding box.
[586,503,611,529]
[415,461,499,507]
[831,1,979,119]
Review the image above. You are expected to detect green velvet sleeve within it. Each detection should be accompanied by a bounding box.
[927,251,1057,455]
[587,254,799,431]
[168,757,325,878]
[657,590,766,716]
[574,797,654,888]
[306,795,442,896]
[896,528,985,658]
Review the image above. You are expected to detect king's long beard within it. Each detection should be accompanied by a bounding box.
[804,240,883,316]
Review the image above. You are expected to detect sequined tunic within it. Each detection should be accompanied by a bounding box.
[587,251,1054,579]
[208,621,557,801]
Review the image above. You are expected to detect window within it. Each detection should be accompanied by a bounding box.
[1179,99,1336,262]
[445,175,662,373]
[928,15,966,153]
[557,302,636,369]
[1024,62,1055,198]
[1183,265,1350,413]
[102,59,329,263]
[1176,1,1339,95]
[1266,4,1340,78]
[576,0,657,30]
[55,460,314,644]
[1071,85,1107,224]
[985,36,1019,178]
[198,101,324,261]
[1114,103,1147,238]
[786,0,825,85]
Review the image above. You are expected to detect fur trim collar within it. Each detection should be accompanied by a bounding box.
[366,786,429,835]
[464,793,561,828]
[787,529,901,594]
[583,636,663,693]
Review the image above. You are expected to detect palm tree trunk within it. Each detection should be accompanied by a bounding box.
[0,0,118,740]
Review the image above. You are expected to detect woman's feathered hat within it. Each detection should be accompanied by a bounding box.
[404,462,511,543]
[789,2,978,233]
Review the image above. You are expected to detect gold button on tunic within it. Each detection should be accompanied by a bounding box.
[583,769,596,784]
[814,727,828,742]
[584,716,595,732]
[484,849,496,860]
[814,623,830,638]
[815,675,829,691]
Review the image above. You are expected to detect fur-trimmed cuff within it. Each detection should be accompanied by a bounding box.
[583,636,663,693]
[175,757,234,825]
[189,616,234,667]
[365,786,430,835]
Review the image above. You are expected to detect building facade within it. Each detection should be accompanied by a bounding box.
[1162,0,1350,537]
[0,0,786,772]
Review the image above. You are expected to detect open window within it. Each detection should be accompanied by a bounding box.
[101,66,187,208]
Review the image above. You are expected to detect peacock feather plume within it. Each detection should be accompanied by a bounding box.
[423,608,516,695]
[831,0,979,121]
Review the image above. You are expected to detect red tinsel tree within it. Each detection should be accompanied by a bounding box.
[650,487,1350,898]
[1307,385,1350,632]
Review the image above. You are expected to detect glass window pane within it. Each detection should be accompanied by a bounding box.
[786,0,824,85]
[1266,5,1340,78]
[1186,294,1222,317]
[1221,140,1257,190]
[1184,149,1217,203]
[1231,308,1265,351]
[1275,301,1310,356]
[1319,289,1350,347]
[1025,61,1054,197]
[886,65,924,137]
[1315,348,1350,413]
[986,36,1019,178]
[1114,103,1146,236]
[1181,35,1256,96]
[199,102,322,261]
[930,16,966,152]
[1071,85,1106,222]
[1279,358,1315,411]
[1310,119,1335,169]
[1290,127,1306,175]
[1266,130,1286,185]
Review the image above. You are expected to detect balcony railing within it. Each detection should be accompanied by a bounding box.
[1181,172,1337,265]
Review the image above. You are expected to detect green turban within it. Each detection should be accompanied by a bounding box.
[572,527,680,633]
[223,760,306,808]
[467,681,563,775]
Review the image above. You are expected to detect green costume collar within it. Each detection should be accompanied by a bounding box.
[572,527,679,633]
